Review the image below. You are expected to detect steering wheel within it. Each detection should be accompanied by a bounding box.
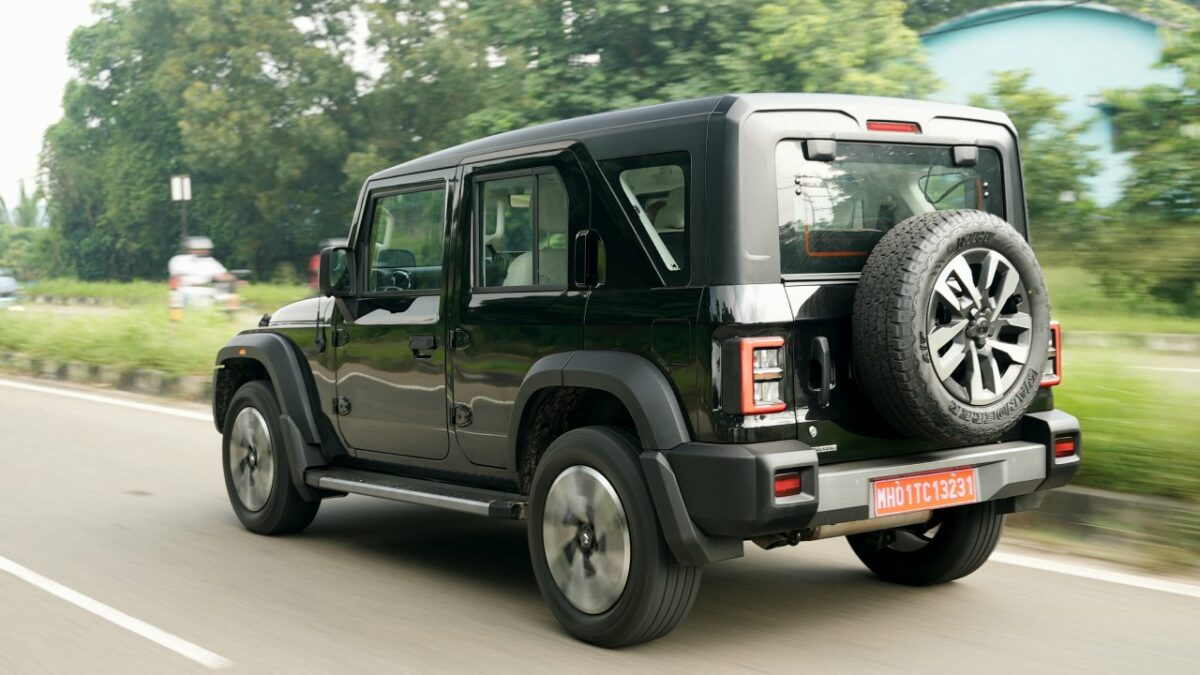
[389,269,413,291]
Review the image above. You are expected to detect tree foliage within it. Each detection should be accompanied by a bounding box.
[968,71,1098,242]
[37,0,935,281]
[1094,26,1200,311]
[42,0,360,280]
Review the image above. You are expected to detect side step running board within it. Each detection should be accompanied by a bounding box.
[305,467,527,519]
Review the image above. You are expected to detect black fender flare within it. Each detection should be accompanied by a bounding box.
[507,350,742,566]
[506,350,692,460]
[214,332,326,502]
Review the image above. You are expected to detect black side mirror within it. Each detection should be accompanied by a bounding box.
[573,229,606,288]
[319,246,355,297]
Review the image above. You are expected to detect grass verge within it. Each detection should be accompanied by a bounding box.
[23,279,311,313]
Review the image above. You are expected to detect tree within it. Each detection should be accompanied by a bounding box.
[1094,26,1200,312]
[0,181,47,229]
[968,71,1098,245]
[42,0,361,280]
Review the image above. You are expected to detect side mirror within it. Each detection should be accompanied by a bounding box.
[573,229,606,288]
[319,246,355,298]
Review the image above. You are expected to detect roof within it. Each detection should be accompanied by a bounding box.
[921,1,1171,37]
[371,93,1014,180]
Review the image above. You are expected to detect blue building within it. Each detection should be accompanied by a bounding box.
[922,1,1183,205]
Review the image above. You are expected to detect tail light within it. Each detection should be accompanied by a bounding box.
[1054,436,1077,458]
[1040,321,1062,388]
[774,471,803,498]
[866,120,921,133]
[740,337,787,414]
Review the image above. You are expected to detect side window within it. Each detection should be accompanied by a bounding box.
[365,185,446,293]
[477,170,569,288]
[601,151,690,282]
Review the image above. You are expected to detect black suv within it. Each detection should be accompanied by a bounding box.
[213,94,1079,647]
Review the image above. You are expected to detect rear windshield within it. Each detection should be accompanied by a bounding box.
[776,141,1004,275]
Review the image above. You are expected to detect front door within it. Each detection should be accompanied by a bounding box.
[334,174,451,460]
[448,154,589,469]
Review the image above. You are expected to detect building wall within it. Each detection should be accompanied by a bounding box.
[922,3,1182,206]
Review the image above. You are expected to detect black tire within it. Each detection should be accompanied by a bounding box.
[853,209,1050,444]
[222,380,319,535]
[847,502,1005,586]
[528,427,701,647]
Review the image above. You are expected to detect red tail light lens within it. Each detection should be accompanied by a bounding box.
[866,120,921,133]
[1054,436,1077,458]
[1041,321,1063,388]
[774,471,803,498]
[740,336,787,414]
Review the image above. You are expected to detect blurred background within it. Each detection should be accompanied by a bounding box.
[1,0,1198,568]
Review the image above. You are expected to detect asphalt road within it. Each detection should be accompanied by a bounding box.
[2,376,1198,674]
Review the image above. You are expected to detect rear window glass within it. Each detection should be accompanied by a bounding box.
[776,142,1004,275]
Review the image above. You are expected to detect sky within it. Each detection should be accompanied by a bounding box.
[0,1,97,213]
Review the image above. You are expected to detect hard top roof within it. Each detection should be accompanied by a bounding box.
[370,93,1013,180]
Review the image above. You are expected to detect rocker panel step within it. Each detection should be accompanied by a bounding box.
[305,467,527,519]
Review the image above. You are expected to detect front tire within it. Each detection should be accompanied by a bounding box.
[222,380,319,535]
[528,427,701,647]
[847,502,1004,586]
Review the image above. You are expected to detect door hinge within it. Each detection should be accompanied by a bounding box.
[334,396,352,416]
[453,403,472,427]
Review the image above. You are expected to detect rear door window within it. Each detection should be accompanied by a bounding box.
[601,151,690,284]
[776,142,1004,275]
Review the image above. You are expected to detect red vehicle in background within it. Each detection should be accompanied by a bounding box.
[309,238,348,289]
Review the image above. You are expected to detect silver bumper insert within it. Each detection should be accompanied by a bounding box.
[813,441,1046,525]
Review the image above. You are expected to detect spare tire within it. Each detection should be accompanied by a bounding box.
[852,210,1050,444]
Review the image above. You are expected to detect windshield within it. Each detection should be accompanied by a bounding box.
[776,141,1005,275]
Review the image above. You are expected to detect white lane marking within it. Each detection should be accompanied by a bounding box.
[0,554,233,669]
[993,551,1200,600]
[0,377,210,422]
[1133,366,1200,374]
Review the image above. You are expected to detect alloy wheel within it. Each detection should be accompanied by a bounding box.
[927,248,1033,405]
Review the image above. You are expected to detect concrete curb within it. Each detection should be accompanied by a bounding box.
[1009,485,1200,568]
[1068,330,1200,353]
[0,351,211,403]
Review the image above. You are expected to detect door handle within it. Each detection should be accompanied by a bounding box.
[808,336,833,409]
[409,334,437,358]
[449,328,471,350]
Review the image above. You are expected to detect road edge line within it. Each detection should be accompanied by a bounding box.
[0,554,233,669]
[992,551,1200,599]
[0,376,211,422]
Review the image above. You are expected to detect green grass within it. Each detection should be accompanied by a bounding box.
[23,279,311,313]
[239,283,313,313]
[1054,345,1200,503]
[0,306,253,376]
[28,279,168,307]
[1045,266,1200,334]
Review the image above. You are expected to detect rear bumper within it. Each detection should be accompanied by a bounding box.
[642,409,1080,564]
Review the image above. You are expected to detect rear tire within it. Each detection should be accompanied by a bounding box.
[528,427,701,647]
[847,502,1004,586]
[222,380,319,535]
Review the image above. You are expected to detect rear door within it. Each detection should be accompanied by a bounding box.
[775,140,1007,463]
[333,171,453,460]
[446,151,589,470]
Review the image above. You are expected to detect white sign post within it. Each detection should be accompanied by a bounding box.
[170,175,192,241]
